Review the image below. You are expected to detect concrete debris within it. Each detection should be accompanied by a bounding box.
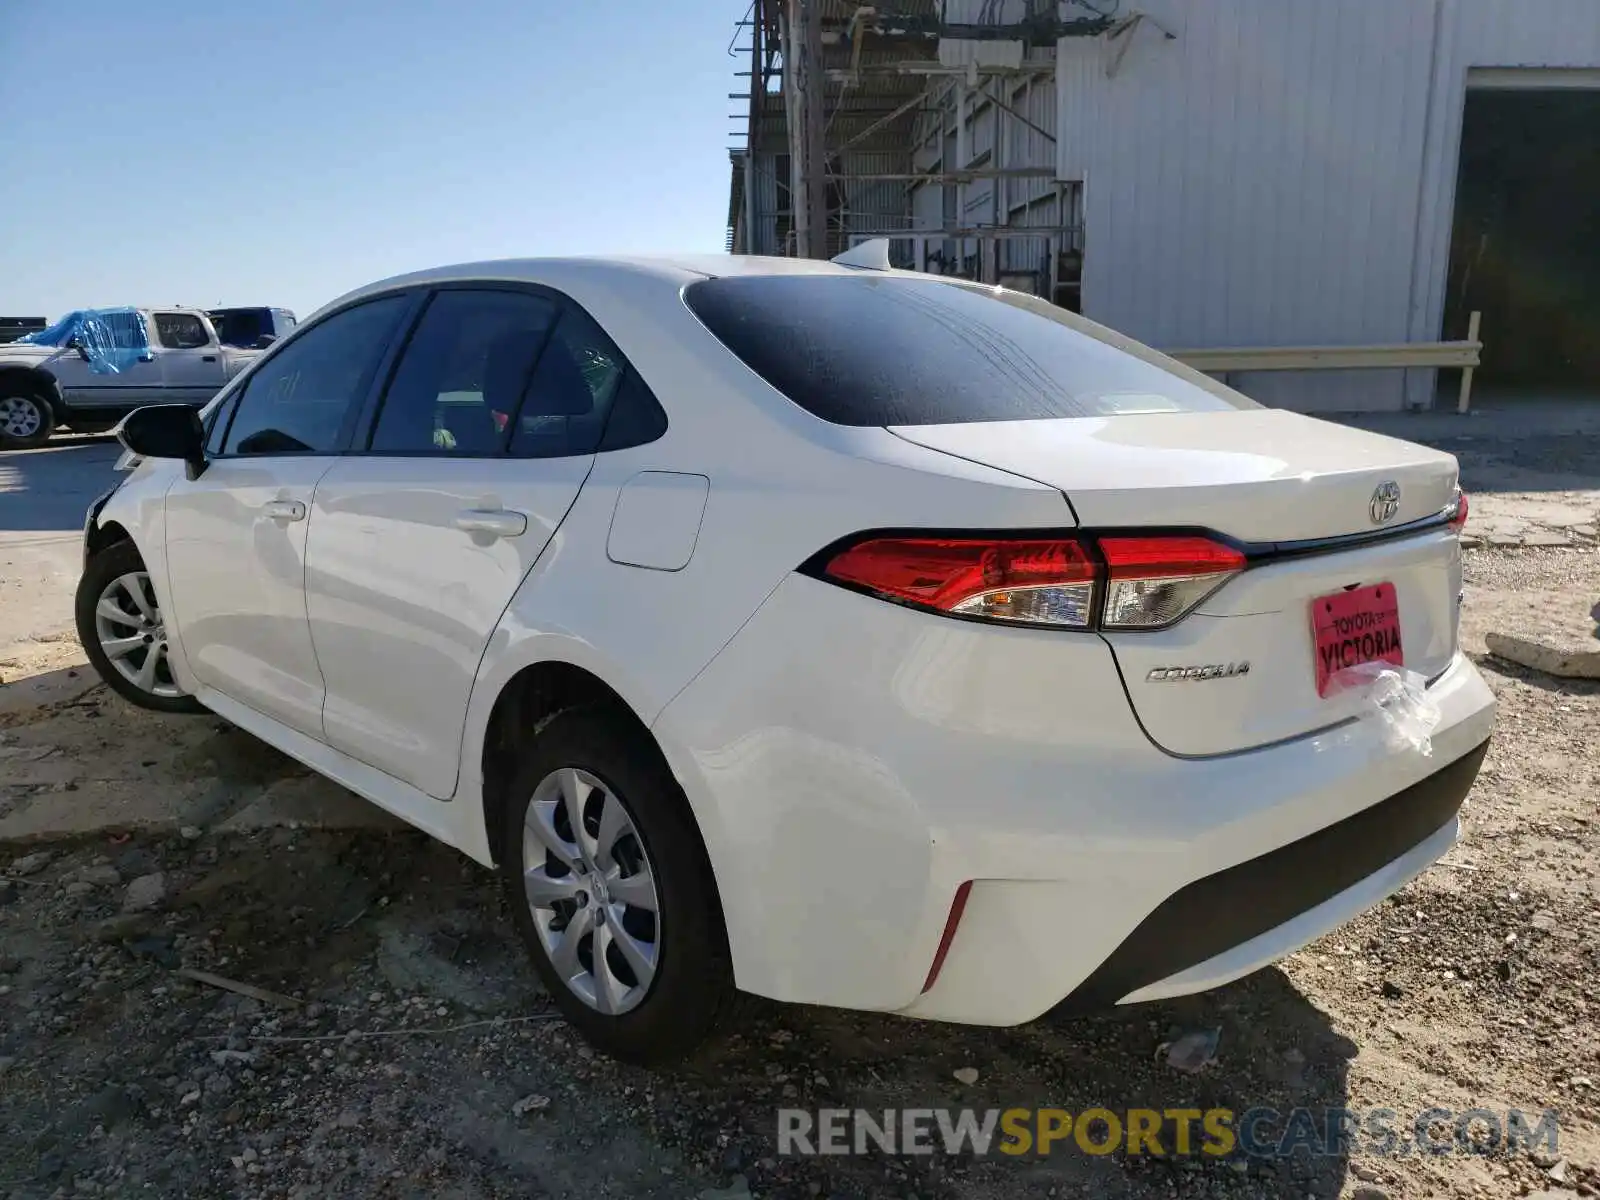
[7,850,55,877]
[121,872,168,913]
[1162,1028,1220,1073]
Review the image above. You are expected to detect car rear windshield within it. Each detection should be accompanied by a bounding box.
[682,274,1257,426]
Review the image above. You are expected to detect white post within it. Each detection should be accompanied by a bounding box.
[1457,309,1482,414]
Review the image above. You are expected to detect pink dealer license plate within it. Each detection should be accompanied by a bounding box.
[1311,582,1403,698]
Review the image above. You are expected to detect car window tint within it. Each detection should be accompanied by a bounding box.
[210,309,265,348]
[223,296,408,456]
[369,289,557,455]
[155,313,209,350]
[683,275,1259,425]
[204,391,240,456]
[507,308,625,458]
[597,367,668,452]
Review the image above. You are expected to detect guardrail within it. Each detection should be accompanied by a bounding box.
[1167,311,1484,413]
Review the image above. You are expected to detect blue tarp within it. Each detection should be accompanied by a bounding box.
[18,308,151,375]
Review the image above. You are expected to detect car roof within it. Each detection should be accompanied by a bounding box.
[313,253,950,326]
[413,253,869,285]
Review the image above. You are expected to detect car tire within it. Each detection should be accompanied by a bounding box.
[0,389,55,449]
[75,540,205,714]
[500,705,735,1065]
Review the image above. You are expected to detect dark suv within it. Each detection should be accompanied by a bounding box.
[206,306,297,349]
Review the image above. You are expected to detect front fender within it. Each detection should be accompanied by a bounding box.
[89,462,194,691]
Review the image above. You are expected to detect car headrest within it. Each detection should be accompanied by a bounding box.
[481,330,542,413]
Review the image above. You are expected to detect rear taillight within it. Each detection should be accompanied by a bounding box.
[1448,490,1469,532]
[1099,536,1248,629]
[814,532,1246,630]
[822,536,1097,627]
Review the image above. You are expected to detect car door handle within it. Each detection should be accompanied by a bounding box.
[454,508,527,538]
[202,355,217,363]
[263,500,306,523]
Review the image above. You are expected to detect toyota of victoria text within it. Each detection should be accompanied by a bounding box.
[75,252,1494,1064]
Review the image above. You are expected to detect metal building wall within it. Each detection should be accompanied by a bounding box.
[840,150,914,245]
[745,152,783,257]
[1056,0,1600,412]
[1404,0,1600,405]
[895,59,1065,288]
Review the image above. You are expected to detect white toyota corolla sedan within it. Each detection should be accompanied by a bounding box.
[76,252,1495,1064]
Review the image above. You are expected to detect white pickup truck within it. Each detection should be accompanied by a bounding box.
[0,307,263,448]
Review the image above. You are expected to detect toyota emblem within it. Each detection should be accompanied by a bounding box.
[1369,480,1401,525]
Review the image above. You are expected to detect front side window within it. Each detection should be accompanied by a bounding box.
[683,274,1259,425]
[155,312,209,350]
[369,289,558,455]
[222,295,408,456]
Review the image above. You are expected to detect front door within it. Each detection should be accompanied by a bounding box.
[152,311,229,405]
[304,288,628,798]
[51,309,164,410]
[161,294,413,737]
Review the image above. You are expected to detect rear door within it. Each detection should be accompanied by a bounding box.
[153,311,228,405]
[303,286,632,798]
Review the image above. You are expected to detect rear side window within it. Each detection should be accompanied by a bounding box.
[683,275,1257,426]
[508,308,629,459]
[598,367,668,451]
[369,289,558,455]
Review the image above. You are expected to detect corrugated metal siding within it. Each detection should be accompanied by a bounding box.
[1057,0,1600,411]
[891,67,1067,285]
[939,0,1026,67]
[840,150,914,238]
[1004,74,1058,210]
[746,152,783,256]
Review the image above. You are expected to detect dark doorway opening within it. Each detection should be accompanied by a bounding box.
[1443,88,1600,395]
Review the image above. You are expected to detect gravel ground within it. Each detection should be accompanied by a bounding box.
[2,434,1597,1200]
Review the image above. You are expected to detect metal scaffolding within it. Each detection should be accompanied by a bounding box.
[726,1,1101,297]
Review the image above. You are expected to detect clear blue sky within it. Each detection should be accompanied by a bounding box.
[0,0,742,320]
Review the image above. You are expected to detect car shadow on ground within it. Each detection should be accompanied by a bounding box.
[0,661,99,721]
[185,828,1362,1198]
[1,811,1360,1199]
[676,968,1359,1198]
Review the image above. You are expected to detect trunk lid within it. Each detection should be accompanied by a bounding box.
[890,409,1459,542]
[890,410,1464,756]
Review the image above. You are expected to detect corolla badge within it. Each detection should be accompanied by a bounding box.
[1369,480,1401,526]
[1146,662,1250,683]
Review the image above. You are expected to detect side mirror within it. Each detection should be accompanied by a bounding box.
[255,334,277,348]
[66,336,89,361]
[117,405,206,478]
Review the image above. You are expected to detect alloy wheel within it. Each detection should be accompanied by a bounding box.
[0,395,43,440]
[522,766,662,1015]
[92,571,184,699]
